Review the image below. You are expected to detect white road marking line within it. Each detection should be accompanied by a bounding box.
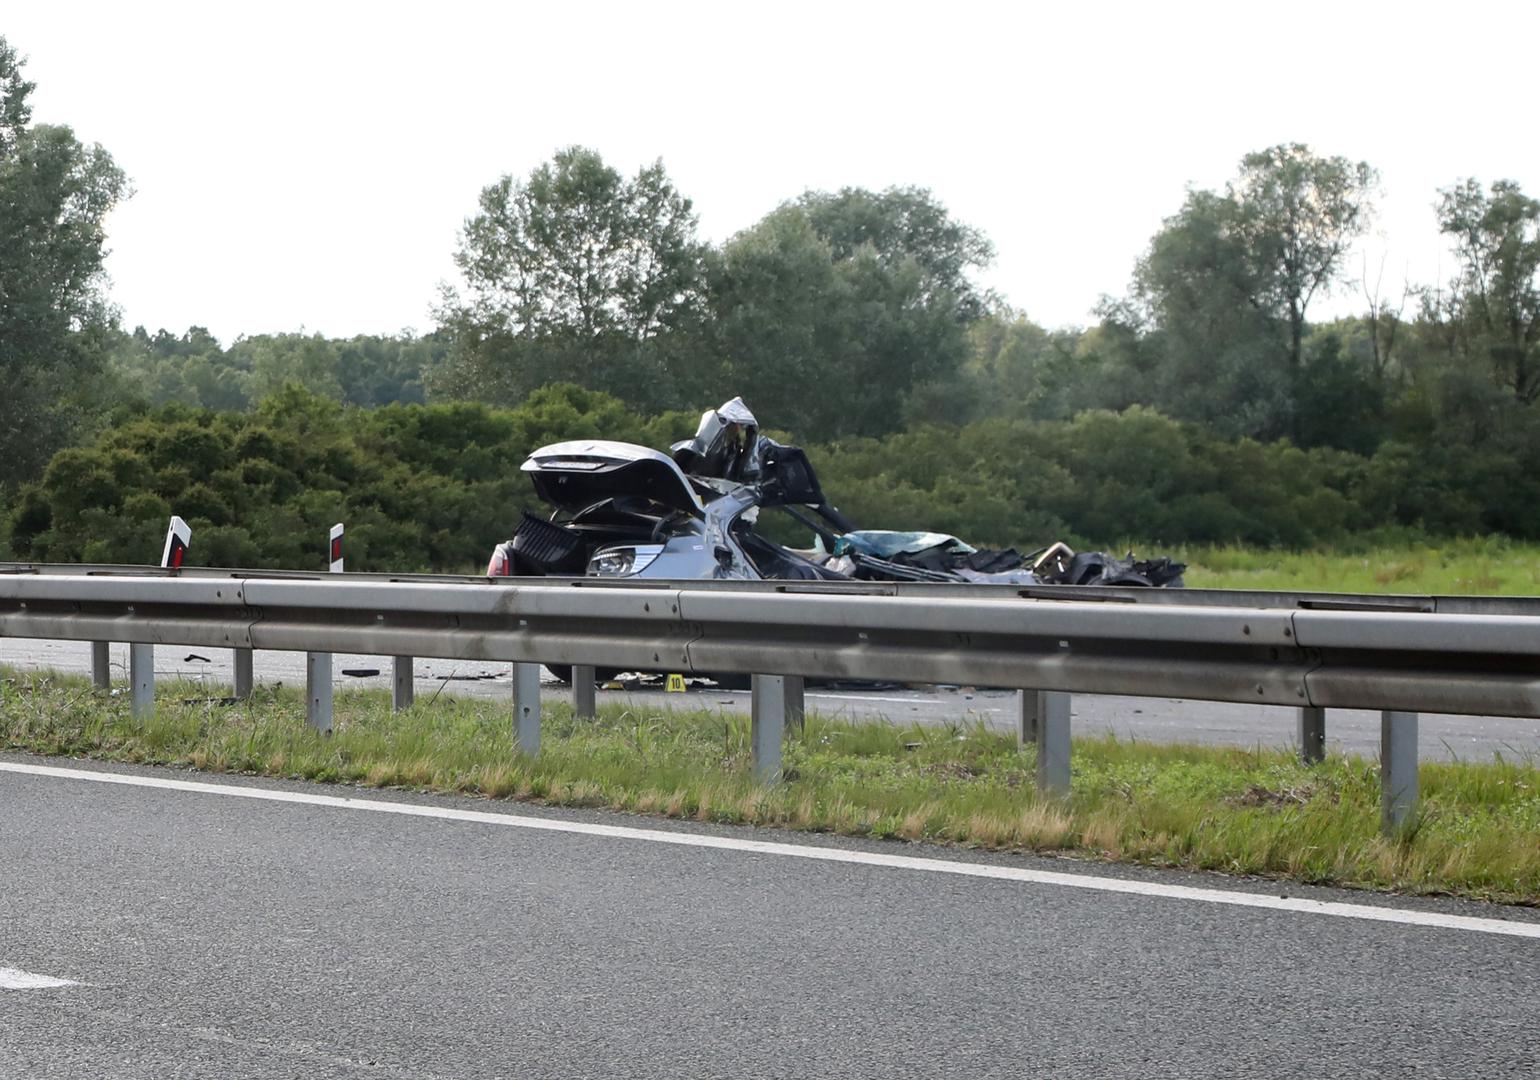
[4,760,1538,941]
[0,967,78,990]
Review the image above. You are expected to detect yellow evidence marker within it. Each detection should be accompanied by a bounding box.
[665,673,687,693]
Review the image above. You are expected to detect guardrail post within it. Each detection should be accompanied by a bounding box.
[1016,688,1040,747]
[571,664,596,721]
[232,648,253,700]
[1380,710,1419,835]
[1036,691,1071,796]
[513,661,541,754]
[785,675,805,731]
[307,651,333,734]
[90,642,111,690]
[1297,706,1325,765]
[392,656,414,711]
[129,643,154,719]
[750,674,785,783]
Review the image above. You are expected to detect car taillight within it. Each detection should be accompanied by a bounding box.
[487,547,509,576]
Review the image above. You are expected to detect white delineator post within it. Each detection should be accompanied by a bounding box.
[307,523,343,734]
[161,515,191,570]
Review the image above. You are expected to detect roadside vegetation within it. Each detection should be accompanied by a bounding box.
[1177,538,1540,595]
[5,668,1537,906]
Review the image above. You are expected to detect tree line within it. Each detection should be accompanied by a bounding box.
[4,31,1540,565]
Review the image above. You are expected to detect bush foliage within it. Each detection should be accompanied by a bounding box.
[10,384,1540,571]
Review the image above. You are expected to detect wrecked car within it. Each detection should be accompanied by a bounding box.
[487,397,1185,591]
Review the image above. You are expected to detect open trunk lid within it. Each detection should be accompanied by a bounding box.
[521,440,705,514]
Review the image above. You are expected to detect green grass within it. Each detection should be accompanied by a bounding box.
[5,667,1539,906]
[1175,537,1540,595]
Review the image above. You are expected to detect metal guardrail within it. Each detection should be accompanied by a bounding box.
[3,564,1537,835]
[7,559,1540,614]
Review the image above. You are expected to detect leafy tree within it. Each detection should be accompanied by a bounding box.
[1435,179,1540,403]
[1291,329,1385,455]
[951,307,1128,425]
[1122,189,1291,438]
[104,326,441,409]
[0,36,129,489]
[434,147,708,409]
[1234,144,1378,372]
[796,186,994,319]
[1119,145,1376,441]
[711,187,991,439]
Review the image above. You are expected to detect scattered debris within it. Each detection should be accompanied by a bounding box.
[341,668,381,678]
[1226,784,1315,808]
[182,654,211,664]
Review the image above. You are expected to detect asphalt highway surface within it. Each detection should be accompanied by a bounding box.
[3,638,1537,762]
[3,755,1538,1078]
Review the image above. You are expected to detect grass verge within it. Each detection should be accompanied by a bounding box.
[1177,537,1540,595]
[4,667,1538,906]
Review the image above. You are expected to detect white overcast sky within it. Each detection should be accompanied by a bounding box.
[6,1,1537,343]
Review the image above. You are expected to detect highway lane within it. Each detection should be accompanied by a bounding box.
[2,755,1538,1079]
[3,637,1537,762]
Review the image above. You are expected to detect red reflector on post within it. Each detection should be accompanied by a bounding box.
[161,515,191,570]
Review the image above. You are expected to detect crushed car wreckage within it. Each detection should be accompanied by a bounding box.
[487,396,1185,591]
